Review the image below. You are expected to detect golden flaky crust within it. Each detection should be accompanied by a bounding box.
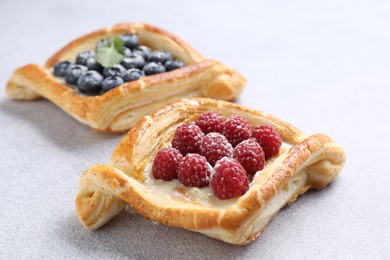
[75,98,346,245]
[6,23,246,132]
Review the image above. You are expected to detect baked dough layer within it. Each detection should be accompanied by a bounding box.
[6,23,246,132]
[75,98,346,245]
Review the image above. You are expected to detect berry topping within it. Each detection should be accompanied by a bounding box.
[133,45,152,60]
[223,115,251,147]
[121,54,145,70]
[165,60,184,71]
[252,125,282,159]
[143,62,166,75]
[200,133,233,166]
[53,61,71,77]
[152,148,183,181]
[53,34,185,96]
[120,34,139,49]
[65,64,87,85]
[123,68,143,82]
[101,76,124,92]
[75,51,95,66]
[77,71,103,94]
[211,157,249,200]
[178,154,212,187]
[195,111,225,134]
[85,57,103,72]
[123,47,132,57]
[172,123,205,155]
[102,64,126,78]
[233,139,265,175]
[148,51,172,64]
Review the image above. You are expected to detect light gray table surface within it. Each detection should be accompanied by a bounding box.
[1,0,389,259]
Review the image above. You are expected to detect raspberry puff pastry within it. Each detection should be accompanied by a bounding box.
[75,98,346,245]
[6,23,246,133]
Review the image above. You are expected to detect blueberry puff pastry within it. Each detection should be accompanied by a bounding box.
[6,23,246,133]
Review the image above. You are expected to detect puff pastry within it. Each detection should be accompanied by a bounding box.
[75,98,346,245]
[6,23,246,133]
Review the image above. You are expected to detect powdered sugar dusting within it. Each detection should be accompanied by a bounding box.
[172,123,205,155]
[223,114,251,147]
[195,111,225,134]
[177,153,212,187]
[200,133,233,166]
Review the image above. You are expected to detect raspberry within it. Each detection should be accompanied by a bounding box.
[211,157,249,200]
[152,148,183,181]
[252,125,282,160]
[223,115,251,147]
[178,154,213,187]
[195,111,225,134]
[200,133,233,166]
[233,139,265,175]
[172,123,205,155]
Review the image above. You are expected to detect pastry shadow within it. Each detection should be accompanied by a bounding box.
[60,211,253,259]
[0,98,121,150]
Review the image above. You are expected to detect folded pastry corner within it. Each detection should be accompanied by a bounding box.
[75,98,346,245]
[6,23,246,133]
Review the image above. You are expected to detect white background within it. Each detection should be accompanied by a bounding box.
[0,0,389,259]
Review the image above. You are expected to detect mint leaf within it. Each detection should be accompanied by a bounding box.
[96,37,125,68]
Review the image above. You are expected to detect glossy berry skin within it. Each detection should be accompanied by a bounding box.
[123,68,143,82]
[148,51,172,64]
[101,76,124,92]
[120,34,139,49]
[252,125,282,159]
[223,115,251,147]
[65,64,87,85]
[178,154,212,188]
[123,47,132,57]
[200,133,233,166]
[75,51,95,66]
[53,61,71,77]
[133,45,151,60]
[143,62,166,76]
[121,54,145,70]
[233,139,265,175]
[172,123,205,156]
[165,60,184,71]
[152,148,183,181]
[102,64,126,78]
[211,157,249,200]
[96,38,111,49]
[86,57,103,72]
[77,71,103,94]
[195,111,225,134]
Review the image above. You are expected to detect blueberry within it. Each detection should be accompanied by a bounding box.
[102,76,125,92]
[165,60,184,71]
[123,68,143,82]
[120,34,139,49]
[102,64,126,78]
[86,57,103,72]
[65,64,88,85]
[77,71,103,94]
[148,51,172,64]
[143,62,166,76]
[121,54,145,70]
[123,47,132,57]
[53,61,71,77]
[133,45,151,60]
[96,38,111,49]
[76,51,95,66]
